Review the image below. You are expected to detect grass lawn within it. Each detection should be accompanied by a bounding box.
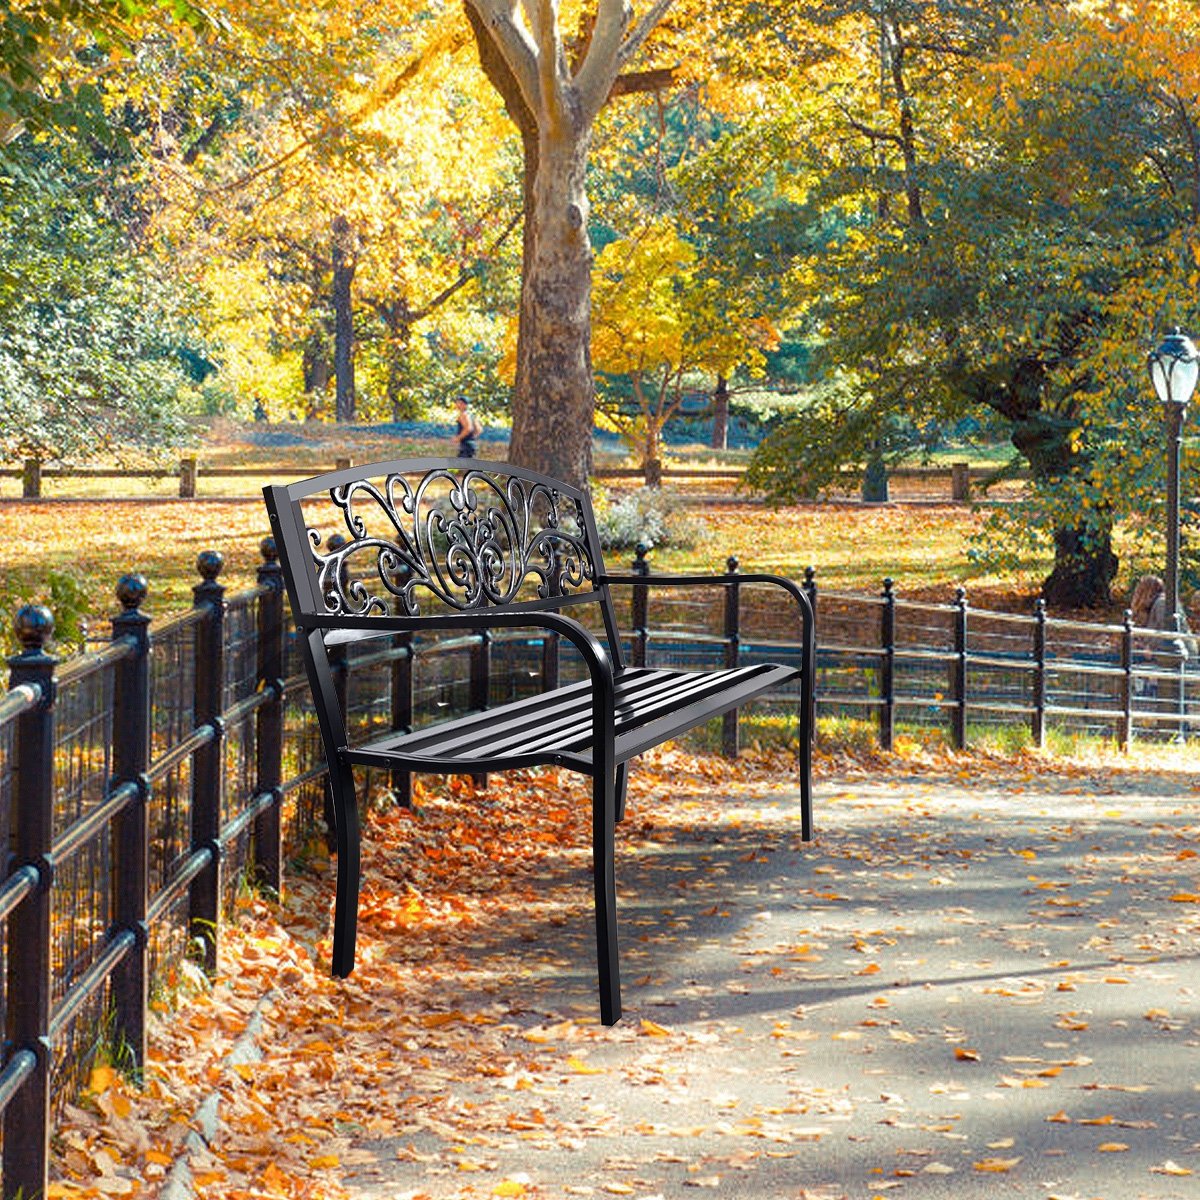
[1,419,1114,642]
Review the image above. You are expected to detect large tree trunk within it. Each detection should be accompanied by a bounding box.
[332,215,357,424]
[1010,410,1117,608]
[302,332,331,401]
[504,128,595,486]
[711,373,729,450]
[463,0,676,492]
[1042,523,1118,609]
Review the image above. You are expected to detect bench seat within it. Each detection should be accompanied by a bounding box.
[344,662,797,774]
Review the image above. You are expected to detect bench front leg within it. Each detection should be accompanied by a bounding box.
[592,694,621,1026]
[329,759,361,978]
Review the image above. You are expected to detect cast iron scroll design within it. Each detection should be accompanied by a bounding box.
[308,467,596,616]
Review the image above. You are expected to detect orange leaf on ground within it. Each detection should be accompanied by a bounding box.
[974,1157,1021,1172]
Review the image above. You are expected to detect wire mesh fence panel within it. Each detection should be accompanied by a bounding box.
[52,659,114,840]
[148,618,198,898]
[489,634,545,705]
[894,598,956,654]
[223,593,262,709]
[223,719,257,829]
[807,591,883,652]
[411,637,473,725]
[147,889,192,1008]
[282,619,327,858]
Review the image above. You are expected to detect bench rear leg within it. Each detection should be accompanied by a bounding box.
[329,760,362,978]
[614,762,629,823]
[592,765,621,1025]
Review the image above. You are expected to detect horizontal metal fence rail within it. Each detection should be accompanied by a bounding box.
[1,543,1192,1200]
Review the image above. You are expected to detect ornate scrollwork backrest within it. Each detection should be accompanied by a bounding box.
[300,464,599,617]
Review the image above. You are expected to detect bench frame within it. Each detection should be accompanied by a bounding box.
[264,458,814,1024]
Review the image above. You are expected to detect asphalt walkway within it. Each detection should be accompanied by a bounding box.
[330,761,1200,1200]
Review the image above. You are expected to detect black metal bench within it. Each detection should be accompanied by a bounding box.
[264,459,814,1024]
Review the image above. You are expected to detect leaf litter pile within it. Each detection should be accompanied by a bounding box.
[53,741,1200,1200]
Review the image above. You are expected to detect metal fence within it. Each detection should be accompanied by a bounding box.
[0,542,1193,1200]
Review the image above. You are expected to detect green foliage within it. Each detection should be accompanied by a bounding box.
[0,170,205,463]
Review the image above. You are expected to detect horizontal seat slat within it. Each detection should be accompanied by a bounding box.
[343,664,797,771]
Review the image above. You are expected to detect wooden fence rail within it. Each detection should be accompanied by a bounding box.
[4,457,1025,501]
[0,547,1192,1199]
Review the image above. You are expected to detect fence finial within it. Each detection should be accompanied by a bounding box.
[14,604,54,653]
[726,555,739,574]
[196,550,225,581]
[116,574,148,612]
[260,535,279,564]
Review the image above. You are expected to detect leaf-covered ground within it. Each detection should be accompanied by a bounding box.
[52,742,1200,1200]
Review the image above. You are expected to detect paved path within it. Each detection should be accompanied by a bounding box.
[324,763,1200,1200]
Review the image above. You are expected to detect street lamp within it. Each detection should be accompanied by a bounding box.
[1147,328,1200,632]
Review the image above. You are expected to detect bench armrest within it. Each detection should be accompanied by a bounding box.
[599,571,814,628]
[303,607,616,700]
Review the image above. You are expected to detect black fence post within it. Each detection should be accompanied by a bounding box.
[390,633,413,807]
[880,578,895,751]
[803,566,817,619]
[722,555,740,758]
[1121,608,1134,751]
[542,544,561,694]
[110,576,151,1075]
[1032,599,1047,750]
[952,586,968,750]
[631,544,650,669]
[191,551,226,976]
[324,534,349,847]
[255,538,285,894]
[469,630,491,788]
[4,606,56,1200]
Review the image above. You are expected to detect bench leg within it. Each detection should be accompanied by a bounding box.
[799,666,815,843]
[614,762,629,823]
[592,766,622,1025]
[329,761,362,978]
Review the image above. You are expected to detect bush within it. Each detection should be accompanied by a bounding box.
[591,486,695,550]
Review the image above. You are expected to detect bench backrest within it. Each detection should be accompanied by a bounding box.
[264,458,625,665]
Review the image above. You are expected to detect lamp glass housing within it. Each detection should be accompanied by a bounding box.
[1149,330,1200,407]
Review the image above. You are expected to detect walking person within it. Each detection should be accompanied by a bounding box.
[452,396,482,459]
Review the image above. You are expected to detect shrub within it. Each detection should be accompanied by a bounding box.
[591,486,695,550]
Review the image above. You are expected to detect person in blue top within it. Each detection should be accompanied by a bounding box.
[452,396,481,458]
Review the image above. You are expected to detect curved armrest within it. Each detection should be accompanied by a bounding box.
[600,571,814,627]
[303,607,616,702]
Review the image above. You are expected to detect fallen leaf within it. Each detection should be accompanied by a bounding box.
[1097,1143,1129,1152]
[954,1047,980,1062]
[973,1157,1021,1172]
[1151,1161,1194,1176]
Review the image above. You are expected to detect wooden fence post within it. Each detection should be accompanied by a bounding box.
[21,459,42,499]
[879,578,895,751]
[255,538,285,893]
[110,576,151,1075]
[1032,599,1047,749]
[191,551,226,976]
[179,457,197,498]
[722,555,740,758]
[951,461,970,502]
[1120,609,1134,751]
[952,587,968,750]
[631,544,650,669]
[3,606,56,1200]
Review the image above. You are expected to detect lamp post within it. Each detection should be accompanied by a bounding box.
[1147,328,1199,633]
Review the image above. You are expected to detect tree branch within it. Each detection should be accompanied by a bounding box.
[465,0,543,119]
[574,0,631,121]
[609,65,678,98]
[411,208,523,320]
